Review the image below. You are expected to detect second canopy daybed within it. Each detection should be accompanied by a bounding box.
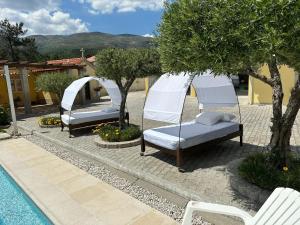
[60,77,129,137]
[141,72,243,172]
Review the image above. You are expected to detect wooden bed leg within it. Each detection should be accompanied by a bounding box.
[60,106,64,132]
[177,149,185,172]
[140,136,145,156]
[240,135,243,146]
[69,125,72,138]
[239,124,243,147]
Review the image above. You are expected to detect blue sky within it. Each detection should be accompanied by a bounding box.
[0,0,164,36]
[61,0,163,35]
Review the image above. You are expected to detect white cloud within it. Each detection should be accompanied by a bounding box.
[81,0,164,14]
[143,34,154,38]
[0,0,60,11]
[0,8,89,35]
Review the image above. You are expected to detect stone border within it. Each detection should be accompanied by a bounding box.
[38,122,61,128]
[227,159,271,206]
[94,136,141,148]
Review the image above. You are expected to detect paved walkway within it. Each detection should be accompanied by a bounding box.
[0,138,178,225]
[15,92,300,213]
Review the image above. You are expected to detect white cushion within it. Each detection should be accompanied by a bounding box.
[195,112,224,125]
[223,113,236,122]
[143,121,240,150]
[102,107,119,113]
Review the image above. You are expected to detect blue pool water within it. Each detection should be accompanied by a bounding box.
[0,166,53,225]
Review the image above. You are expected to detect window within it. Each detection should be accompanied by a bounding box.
[11,79,23,92]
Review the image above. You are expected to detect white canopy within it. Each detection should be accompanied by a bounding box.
[193,71,238,109]
[61,77,121,111]
[143,71,237,124]
[143,73,193,124]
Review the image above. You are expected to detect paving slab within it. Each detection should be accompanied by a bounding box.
[0,138,178,225]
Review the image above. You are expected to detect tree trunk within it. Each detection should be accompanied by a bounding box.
[268,59,284,150]
[119,90,128,130]
[116,78,135,130]
[266,58,300,166]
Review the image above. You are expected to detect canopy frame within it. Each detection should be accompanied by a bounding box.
[141,72,242,172]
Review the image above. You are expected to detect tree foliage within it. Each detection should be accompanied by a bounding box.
[35,72,74,102]
[158,0,300,168]
[96,48,161,128]
[0,19,40,61]
[158,0,300,74]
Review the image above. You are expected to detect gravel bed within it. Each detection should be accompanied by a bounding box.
[18,129,211,225]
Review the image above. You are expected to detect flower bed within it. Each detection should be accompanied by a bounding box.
[38,116,61,128]
[93,123,141,142]
[239,152,300,191]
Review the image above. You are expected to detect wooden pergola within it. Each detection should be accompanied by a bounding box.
[0,60,86,135]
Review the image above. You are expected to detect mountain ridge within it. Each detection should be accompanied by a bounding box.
[30,32,153,59]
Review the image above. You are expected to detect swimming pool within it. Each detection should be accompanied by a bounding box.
[0,166,53,225]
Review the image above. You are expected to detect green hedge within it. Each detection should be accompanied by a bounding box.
[93,123,141,142]
[0,106,10,126]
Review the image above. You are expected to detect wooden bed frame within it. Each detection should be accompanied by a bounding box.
[140,124,243,172]
[60,107,129,137]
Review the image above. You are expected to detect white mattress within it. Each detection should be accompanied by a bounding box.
[143,121,240,150]
[61,110,120,125]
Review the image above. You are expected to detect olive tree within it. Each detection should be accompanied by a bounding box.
[96,48,161,129]
[158,0,300,167]
[35,72,74,102]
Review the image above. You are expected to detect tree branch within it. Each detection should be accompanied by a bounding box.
[246,68,273,86]
[124,77,136,92]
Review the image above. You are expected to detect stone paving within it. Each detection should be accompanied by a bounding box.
[15,92,300,214]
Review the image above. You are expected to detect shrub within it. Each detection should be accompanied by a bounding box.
[93,122,141,142]
[239,153,300,191]
[0,106,10,126]
[39,116,61,127]
[35,72,75,102]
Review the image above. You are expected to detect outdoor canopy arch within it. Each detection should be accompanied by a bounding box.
[61,76,122,111]
[143,71,240,124]
[141,71,242,171]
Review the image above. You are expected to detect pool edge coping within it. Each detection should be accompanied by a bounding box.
[0,162,61,225]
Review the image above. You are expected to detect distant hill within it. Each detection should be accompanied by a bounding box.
[30,32,154,59]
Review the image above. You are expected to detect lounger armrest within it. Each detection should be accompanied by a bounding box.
[181,201,252,225]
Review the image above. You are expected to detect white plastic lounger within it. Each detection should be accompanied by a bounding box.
[143,121,240,150]
[182,187,300,225]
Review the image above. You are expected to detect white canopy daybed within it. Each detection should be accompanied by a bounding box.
[60,77,129,137]
[141,71,243,172]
